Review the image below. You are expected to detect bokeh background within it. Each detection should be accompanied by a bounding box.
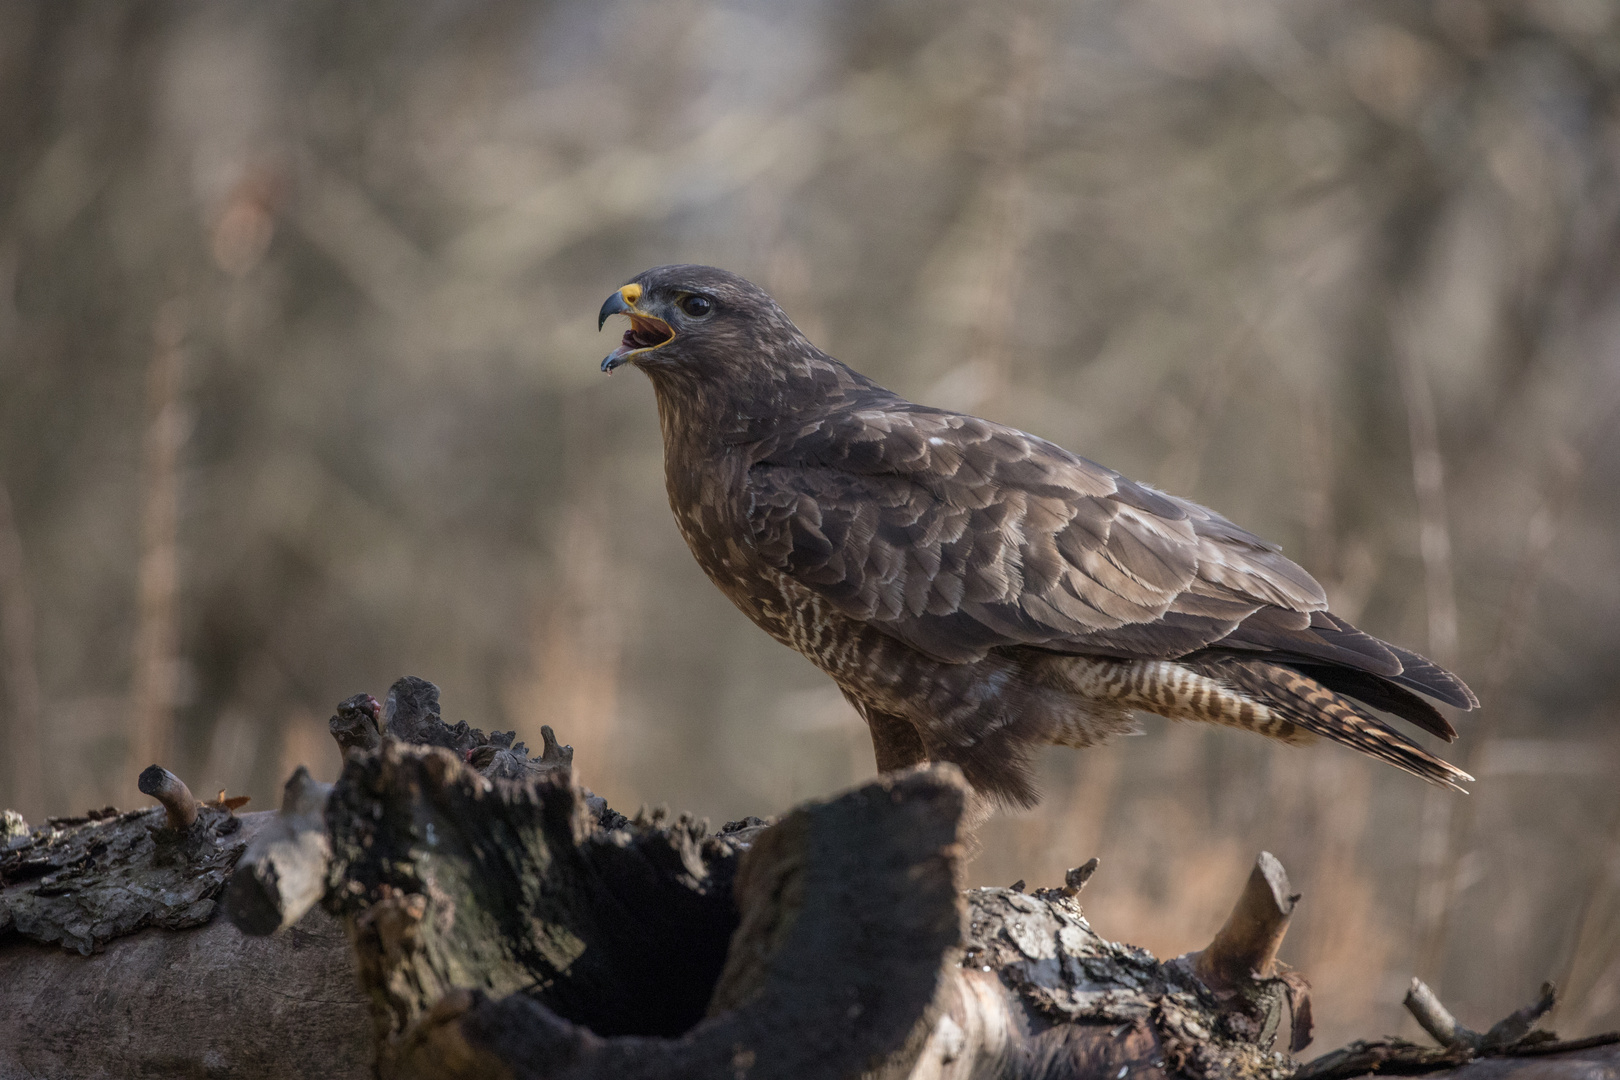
[2,0,1618,1052]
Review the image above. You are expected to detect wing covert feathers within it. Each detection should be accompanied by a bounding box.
[734,372,1477,793]
[746,405,1333,664]
[745,400,1475,720]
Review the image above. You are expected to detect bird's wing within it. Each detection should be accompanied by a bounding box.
[745,405,1330,666]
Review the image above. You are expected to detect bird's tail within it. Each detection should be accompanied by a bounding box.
[1187,655,1472,791]
[1037,654,1472,791]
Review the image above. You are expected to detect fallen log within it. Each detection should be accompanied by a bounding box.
[334,749,963,1080]
[3,674,1616,1080]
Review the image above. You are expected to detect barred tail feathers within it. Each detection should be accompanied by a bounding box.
[1189,656,1472,791]
[1041,654,1471,791]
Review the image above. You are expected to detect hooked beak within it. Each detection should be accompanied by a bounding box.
[598,283,674,373]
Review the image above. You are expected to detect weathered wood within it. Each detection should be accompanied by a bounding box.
[0,806,371,1080]
[225,766,334,935]
[314,708,1300,1080]
[890,878,1300,1080]
[1175,851,1314,1054]
[1422,1045,1620,1078]
[321,738,756,1075]
[6,674,1616,1080]
[1061,856,1099,897]
[137,764,199,830]
[1298,981,1618,1080]
[330,692,384,759]
[0,899,369,1080]
[1296,1037,1620,1080]
[416,766,969,1080]
[1195,852,1296,991]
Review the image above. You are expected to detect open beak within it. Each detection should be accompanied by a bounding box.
[599,284,674,373]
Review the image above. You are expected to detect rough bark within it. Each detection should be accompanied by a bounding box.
[0,795,246,954]
[0,904,370,1080]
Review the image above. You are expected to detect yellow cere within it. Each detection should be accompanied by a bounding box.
[620,283,642,306]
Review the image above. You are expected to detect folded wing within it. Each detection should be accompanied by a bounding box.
[746,402,1474,726]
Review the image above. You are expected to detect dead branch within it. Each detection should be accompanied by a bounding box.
[1173,851,1314,1055]
[1196,851,1297,990]
[1407,977,1482,1051]
[1299,981,1617,1079]
[137,764,199,831]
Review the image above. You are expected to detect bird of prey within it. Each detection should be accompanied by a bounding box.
[598,265,1477,807]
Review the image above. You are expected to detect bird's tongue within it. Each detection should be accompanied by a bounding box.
[625,315,672,348]
[601,316,673,373]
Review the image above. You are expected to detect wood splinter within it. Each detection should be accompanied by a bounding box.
[224,766,334,935]
[138,764,199,830]
[1062,857,1099,897]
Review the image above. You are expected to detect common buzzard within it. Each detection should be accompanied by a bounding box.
[599,265,1475,807]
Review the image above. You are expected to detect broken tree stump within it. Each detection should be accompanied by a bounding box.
[312,710,1300,1078]
[344,757,966,1080]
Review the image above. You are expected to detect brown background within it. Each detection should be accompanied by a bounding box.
[1,0,1617,1053]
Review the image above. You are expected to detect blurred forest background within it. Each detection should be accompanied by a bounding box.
[2,0,1618,1052]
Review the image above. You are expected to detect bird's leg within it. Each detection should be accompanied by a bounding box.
[853,696,996,842]
[849,698,929,774]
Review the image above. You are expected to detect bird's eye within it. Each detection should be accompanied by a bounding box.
[679,294,713,318]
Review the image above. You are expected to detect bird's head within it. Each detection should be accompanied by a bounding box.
[597,265,809,381]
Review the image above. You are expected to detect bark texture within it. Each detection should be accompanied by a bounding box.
[0,810,370,1080]
[0,799,246,954]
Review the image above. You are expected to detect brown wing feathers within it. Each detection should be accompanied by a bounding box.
[746,393,1475,790]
